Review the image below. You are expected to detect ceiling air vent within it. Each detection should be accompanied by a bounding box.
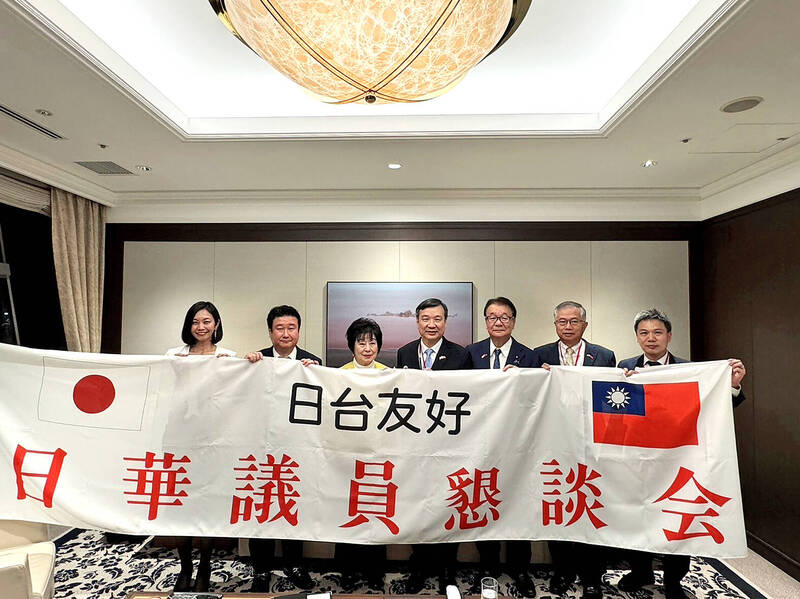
[75,161,134,175]
[0,104,63,140]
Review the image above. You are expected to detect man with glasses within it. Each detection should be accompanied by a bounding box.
[531,300,615,599]
[465,297,537,597]
[396,297,468,594]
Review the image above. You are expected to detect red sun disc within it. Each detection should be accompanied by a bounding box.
[72,374,116,414]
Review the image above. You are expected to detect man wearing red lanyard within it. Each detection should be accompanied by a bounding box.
[616,308,746,599]
[531,300,615,599]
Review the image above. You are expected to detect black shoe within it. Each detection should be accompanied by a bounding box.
[468,572,483,596]
[366,574,385,592]
[401,569,428,594]
[548,573,575,596]
[512,570,536,597]
[582,583,603,599]
[438,565,457,595]
[664,581,690,599]
[251,572,271,592]
[284,566,315,590]
[340,571,361,592]
[192,570,210,592]
[617,569,655,592]
[174,571,192,592]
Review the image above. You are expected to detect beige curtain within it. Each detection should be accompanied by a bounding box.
[50,188,106,352]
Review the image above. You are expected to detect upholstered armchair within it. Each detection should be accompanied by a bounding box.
[0,520,56,599]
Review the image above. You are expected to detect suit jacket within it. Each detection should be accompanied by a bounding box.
[396,337,469,370]
[531,340,616,368]
[616,351,687,370]
[617,352,745,407]
[465,337,535,369]
[260,346,322,364]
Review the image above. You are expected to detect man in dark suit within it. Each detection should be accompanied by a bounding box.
[244,305,320,592]
[532,301,615,599]
[464,297,536,596]
[396,298,467,594]
[466,296,535,369]
[616,308,746,599]
[530,301,616,369]
[245,304,322,365]
[395,297,469,371]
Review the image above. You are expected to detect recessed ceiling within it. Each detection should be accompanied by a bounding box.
[25,0,728,136]
[2,0,800,224]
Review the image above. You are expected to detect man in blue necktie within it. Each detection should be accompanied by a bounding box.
[396,298,468,594]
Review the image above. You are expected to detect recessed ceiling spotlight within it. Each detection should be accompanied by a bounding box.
[720,96,763,113]
[641,159,658,168]
[387,163,403,170]
[98,143,108,149]
[681,137,692,144]
[35,108,52,116]
[135,165,152,172]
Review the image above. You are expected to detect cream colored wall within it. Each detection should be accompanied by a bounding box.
[121,240,690,361]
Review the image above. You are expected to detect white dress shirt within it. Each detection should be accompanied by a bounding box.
[418,338,444,369]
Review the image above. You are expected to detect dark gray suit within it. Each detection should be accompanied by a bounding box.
[260,346,322,363]
[396,337,469,370]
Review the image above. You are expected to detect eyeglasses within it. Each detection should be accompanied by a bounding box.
[555,319,585,327]
[485,315,514,323]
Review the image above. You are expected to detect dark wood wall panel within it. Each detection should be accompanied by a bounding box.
[702,189,800,580]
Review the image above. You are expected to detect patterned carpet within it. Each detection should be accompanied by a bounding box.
[53,530,763,599]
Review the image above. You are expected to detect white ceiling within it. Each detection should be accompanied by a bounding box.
[1,0,800,223]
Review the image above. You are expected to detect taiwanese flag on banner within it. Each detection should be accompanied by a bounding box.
[592,380,700,448]
[37,357,152,431]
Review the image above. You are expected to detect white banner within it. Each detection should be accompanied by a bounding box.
[0,343,746,557]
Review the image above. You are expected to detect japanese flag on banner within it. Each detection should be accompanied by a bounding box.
[37,357,152,430]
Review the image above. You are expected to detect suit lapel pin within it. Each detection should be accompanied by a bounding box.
[481,353,488,359]
[439,355,447,361]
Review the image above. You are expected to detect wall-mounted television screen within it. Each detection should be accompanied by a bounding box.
[326,281,473,367]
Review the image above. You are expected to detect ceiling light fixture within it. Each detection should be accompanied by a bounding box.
[720,96,763,113]
[135,165,152,172]
[641,160,658,168]
[35,108,52,116]
[387,163,402,170]
[209,0,531,104]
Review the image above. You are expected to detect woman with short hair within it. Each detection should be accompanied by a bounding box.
[340,317,386,370]
[336,317,388,591]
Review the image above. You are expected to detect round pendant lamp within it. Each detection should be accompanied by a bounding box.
[210,0,531,104]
